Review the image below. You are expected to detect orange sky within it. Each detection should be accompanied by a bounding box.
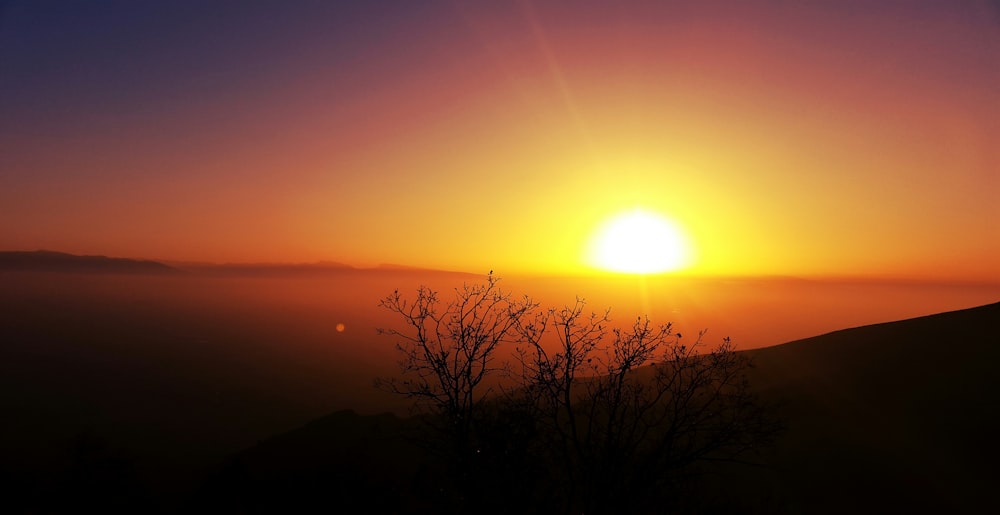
[1,1,997,281]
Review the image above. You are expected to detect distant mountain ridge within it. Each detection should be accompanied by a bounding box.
[0,250,479,277]
[175,261,356,276]
[0,250,178,274]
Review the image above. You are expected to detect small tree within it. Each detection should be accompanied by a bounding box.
[515,301,774,513]
[375,272,539,509]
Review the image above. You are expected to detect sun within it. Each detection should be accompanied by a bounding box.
[587,209,693,274]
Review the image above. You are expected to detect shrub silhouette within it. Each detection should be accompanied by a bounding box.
[378,273,777,514]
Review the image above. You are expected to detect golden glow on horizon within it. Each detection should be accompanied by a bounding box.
[0,3,996,282]
[587,209,693,274]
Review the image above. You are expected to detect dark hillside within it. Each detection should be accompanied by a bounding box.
[744,301,1000,513]
[196,410,426,514]
[202,302,1000,514]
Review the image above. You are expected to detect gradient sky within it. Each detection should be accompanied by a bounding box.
[1,1,998,279]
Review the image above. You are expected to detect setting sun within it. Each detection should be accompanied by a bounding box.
[588,209,693,274]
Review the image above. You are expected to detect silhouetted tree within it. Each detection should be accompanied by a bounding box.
[514,300,774,513]
[375,272,540,511]
[379,274,777,514]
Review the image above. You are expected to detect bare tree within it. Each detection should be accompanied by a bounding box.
[378,275,777,514]
[514,303,775,514]
[375,272,539,510]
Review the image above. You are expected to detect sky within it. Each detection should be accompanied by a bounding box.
[1,1,998,280]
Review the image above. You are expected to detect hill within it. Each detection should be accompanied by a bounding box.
[742,301,1000,513]
[199,301,1000,514]
[195,410,426,513]
[0,250,178,274]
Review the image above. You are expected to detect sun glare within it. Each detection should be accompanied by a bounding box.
[587,209,692,274]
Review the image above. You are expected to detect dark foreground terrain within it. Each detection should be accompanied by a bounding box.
[1,264,998,513]
[191,302,1000,514]
[743,301,1000,513]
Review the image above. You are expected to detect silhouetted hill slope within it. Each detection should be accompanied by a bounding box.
[201,302,1000,514]
[0,250,177,274]
[744,301,1000,514]
[196,410,429,513]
